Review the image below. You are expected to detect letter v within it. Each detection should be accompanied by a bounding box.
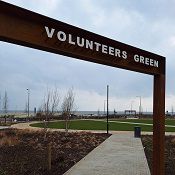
[45,26,55,38]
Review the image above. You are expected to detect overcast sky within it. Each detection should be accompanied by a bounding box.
[1,0,175,112]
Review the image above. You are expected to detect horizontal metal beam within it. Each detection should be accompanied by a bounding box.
[0,1,165,75]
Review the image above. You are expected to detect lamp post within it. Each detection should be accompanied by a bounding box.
[104,100,106,116]
[136,96,142,115]
[27,88,30,120]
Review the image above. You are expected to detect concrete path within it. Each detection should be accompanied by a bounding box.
[64,133,151,175]
[0,126,10,129]
[11,122,43,131]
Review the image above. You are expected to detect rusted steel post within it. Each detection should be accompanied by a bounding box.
[107,85,109,134]
[153,74,165,175]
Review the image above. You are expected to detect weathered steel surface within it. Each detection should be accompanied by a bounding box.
[153,74,165,175]
[0,1,166,174]
[0,1,165,75]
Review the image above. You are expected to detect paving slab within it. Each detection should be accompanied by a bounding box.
[64,133,150,175]
[0,126,10,130]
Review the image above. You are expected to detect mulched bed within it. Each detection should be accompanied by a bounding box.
[142,135,175,175]
[0,129,110,175]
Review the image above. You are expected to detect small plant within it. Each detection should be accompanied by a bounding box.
[0,169,6,175]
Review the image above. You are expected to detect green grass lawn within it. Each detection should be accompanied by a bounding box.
[111,118,175,126]
[110,119,153,124]
[30,119,175,132]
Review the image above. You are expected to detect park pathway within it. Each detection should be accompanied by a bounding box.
[64,133,151,175]
[0,126,10,130]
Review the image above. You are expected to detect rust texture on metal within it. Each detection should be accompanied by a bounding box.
[153,74,165,175]
[0,1,165,75]
[0,1,166,175]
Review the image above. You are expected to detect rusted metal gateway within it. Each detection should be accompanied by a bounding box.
[0,1,165,174]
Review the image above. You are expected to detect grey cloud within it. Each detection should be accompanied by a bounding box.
[0,0,174,111]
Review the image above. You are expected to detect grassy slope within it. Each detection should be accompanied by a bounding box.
[30,120,153,131]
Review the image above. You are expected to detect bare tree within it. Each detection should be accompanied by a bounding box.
[2,91,8,123]
[39,87,60,140]
[51,88,60,114]
[42,87,60,121]
[61,87,76,132]
[2,91,8,114]
[43,89,51,122]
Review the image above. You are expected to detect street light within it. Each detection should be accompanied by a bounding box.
[136,96,142,115]
[26,88,30,120]
[104,100,106,116]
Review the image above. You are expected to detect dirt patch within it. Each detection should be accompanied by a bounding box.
[0,128,110,175]
[142,135,175,175]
